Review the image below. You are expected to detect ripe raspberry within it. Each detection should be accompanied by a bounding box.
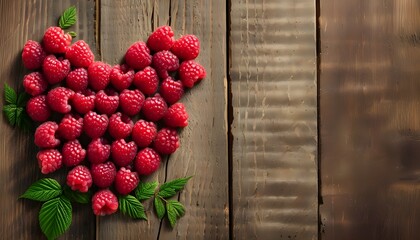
[108,113,133,139]
[114,167,139,195]
[142,94,167,121]
[152,50,179,79]
[72,89,96,114]
[171,35,200,60]
[42,26,71,54]
[43,55,71,84]
[147,26,175,52]
[92,189,118,216]
[34,121,60,148]
[164,103,189,128]
[159,77,184,104]
[66,165,92,192]
[66,68,89,92]
[119,89,144,116]
[153,128,180,155]
[91,161,117,188]
[125,41,152,70]
[179,60,206,88]
[111,139,137,167]
[95,89,119,115]
[57,114,83,141]
[133,66,159,95]
[37,149,62,174]
[132,120,157,148]
[26,95,51,122]
[62,140,86,167]
[88,62,112,91]
[65,40,95,68]
[134,148,161,175]
[23,72,48,97]
[22,40,46,70]
[46,87,74,114]
[83,111,109,138]
[87,138,111,164]
[109,64,135,91]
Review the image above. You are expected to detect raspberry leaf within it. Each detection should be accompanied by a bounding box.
[68,31,77,38]
[135,181,158,201]
[63,187,91,204]
[158,176,192,198]
[17,92,29,107]
[59,6,77,29]
[3,104,18,126]
[154,197,166,219]
[118,195,147,220]
[4,83,17,104]
[166,200,185,228]
[20,178,62,202]
[167,200,185,216]
[39,196,72,240]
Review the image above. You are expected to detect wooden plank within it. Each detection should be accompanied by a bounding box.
[230,0,318,239]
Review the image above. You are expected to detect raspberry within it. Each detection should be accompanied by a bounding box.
[114,167,139,195]
[159,77,184,104]
[111,139,137,167]
[37,149,62,174]
[88,62,112,91]
[119,89,144,116]
[152,50,179,79]
[134,148,161,175]
[83,111,109,138]
[92,189,118,216]
[26,95,51,122]
[34,121,60,148]
[43,55,71,84]
[133,66,159,95]
[72,89,96,114]
[66,68,89,92]
[108,113,133,139]
[62,140,86,167]
[179,60,206,88]
[57,114,83,141]
[95,89,119,115]
[42,26,71,54]
[132,120,157,148]
[109,64,135,91]
[141,94,167,121]
[153,128,180,155]
[164,103,189,128]
[65,40,95,68]
[23,72,48,96]
[22,40,46,70]
[91,161,117,188]
[87,138,111,164]
[171,35,200,60]
[147,26,175,52]
[66,165,92,192]
[46,87,74,114]
[125,41,152,70]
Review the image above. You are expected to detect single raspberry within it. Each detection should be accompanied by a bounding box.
[66,165,93,193]
[42,26,71,54]
[23,72,48,96]
[164,103,189,128]
[132,120,157,148]
[141,94,167,121]
[119,89,144,116]
[108,113,133,139]
[152,50,179,79]
[133,66,159,95]
[65,40,95,68]
[92,189,118,216]
[87,138,111,164]
[66,68,89,92]
[109,64,135,91]
[114,167,139,195]
[22,40,46,70]
[91,161,117,188]
[95,89,119,115]
[159,77,184,104]
[34,121,60,148]
[83,111,109,138]
[57,114,83,141]
[125,41,152,70]
[62,140,86,167]
[46,87,74,114]
[134,148,161,175]
[72,89,96,114]
[153,128,180,155]
[37,149,62,174]
[179,60,206,88]
[111,139,137,167]
[171,35,200,60]
[88,62,112,91]
[147,26,175,52]
[42,55,71,84]
[26,95,51,122]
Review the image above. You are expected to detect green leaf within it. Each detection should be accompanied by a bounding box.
[17,92,29,107]
[16,110,32,132]
[59,6,77,29]
[39,196,72,240]
[118,195,147,220]
[4,83,17,104]
[154,197,165,219]
[3,104,17,126]
[158,176,192,198]
[166,201,178,228]
[68,31,77,38]
[63,187,91,204]
[167,200,185,217]
[135,181,158,201]
[20,178,62,202]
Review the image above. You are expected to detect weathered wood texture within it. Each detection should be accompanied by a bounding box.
[230,0,318,239]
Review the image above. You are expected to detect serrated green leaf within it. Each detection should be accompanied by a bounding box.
[59,6,77,29]
[17,92,29,107]
[16,110,32,132]
[167,200,185,217]
[4,83,17,104]
[154,197,165,219]
[118,195,147,220]
[158,176,192,198]
[63,187,91,204]
[166,201,178,228]
[135,181,158,201]
[3,104,17,126]
[39,196,72,240]
[20,178,62,202]
[68,31,77,38]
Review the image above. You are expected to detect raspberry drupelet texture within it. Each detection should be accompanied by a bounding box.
[159,77,184,105]
[26,95,51,122]
[23,72,48,96]
[114,167,139,195]
[141,94,168,121]
[46,87,74,114]
[152,50,179,79]
[95,89,119,115]
[72,89,96,115]
[66,68,89,92]
[43,55,71,84]
[125,41,152,70]
[58,114,83,141]
[62,140,86,167]
[92,189,118,216]
[119,89,144,116]
[65,40,94,68]
[171,34,200,60]
[111,139,137,167]
[42,26,71,54]
[34,121,60,148]
[134,148,161,175]
[22,40,46,70]
[37,149,62,174]
[88,62,112,91]
[153,128,180,155]
[108,113,133,139]
[133,66,159,95]
[66,165,93,193]
[109,64,135,91]
[179,60,206,88]
[164,103,189,128]
[131,120,157,148]
[87,138,111,164]
[83,111,109,138]
[91,161,117,188]
[147,26,175,52]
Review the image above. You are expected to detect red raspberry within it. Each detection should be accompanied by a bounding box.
[34,121,60,148]
[66,68,89,92]
[42,26,71,54]
[88,62,112,91]
[91,161,117,188]
[147,26,175,52]
[37,149,62,174]
[62,140,86,167]
[164,103,189,128]
[142,94,167,121]
[159,77,184,104]
[134,148,161,175]
[114,167,139,195]
[43,55,71,84]
[92,189,118,216]
[119,89,144,116]
[132,120,157,148]
[66,165,92,192]
[72,89,96,114]
[171,35,200,60]
[152,50,179,79]
[95,89,119,115]
[108,113,133,139]
[46,87,74,114]
[154,128,180,155]
[179,60,206,88]
[23,72,48,96]
[83,111,109,138]
[111,139,137,167]
[57,114,83,141]
[65,40,94,68]
[133,66,159,95]
[109,64,135,91]
[26,95,51,122]
[87,138,111,164]
[22,40,46,70]
[125,41,152,70]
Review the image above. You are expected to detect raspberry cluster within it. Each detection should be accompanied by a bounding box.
[23,26,205,216]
